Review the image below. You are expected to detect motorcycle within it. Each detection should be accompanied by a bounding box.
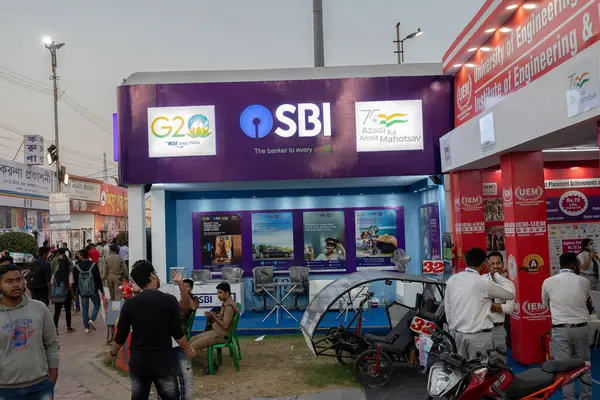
[425,331,591,399]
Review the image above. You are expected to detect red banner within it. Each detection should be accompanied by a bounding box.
[501,152,551,365]
[451,171,486,272]
[455,0,600,126]
[100,184,128,217]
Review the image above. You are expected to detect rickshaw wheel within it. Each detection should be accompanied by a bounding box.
[354,349,394,388]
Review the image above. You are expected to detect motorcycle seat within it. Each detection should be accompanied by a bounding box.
[364,333,393,344]
[505,368,554,399]
[541,359,585,373]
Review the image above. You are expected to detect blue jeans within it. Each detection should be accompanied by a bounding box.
[130,372,179,400]
[0,379,54,399]
[81,292,100,329]
[157,348,193,400]
[74,287,80,311]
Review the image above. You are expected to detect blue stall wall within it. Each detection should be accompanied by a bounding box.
[171,188,445,308]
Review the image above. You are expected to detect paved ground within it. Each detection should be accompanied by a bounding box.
[52,308,131,400]
[250,388,366,400]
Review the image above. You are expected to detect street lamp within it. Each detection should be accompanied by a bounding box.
[394,24,423,64]
[42,36,65,192]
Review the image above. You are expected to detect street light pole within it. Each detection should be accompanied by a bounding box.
[43,36,65,193]
[393,25,423,64]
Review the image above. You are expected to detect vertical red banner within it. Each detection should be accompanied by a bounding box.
[450,171,486,273]
[501,152,551,365]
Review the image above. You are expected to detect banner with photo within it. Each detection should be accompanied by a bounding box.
[303,211,346,272]
[251,212,294,270]
[355,207,405,270]
[199,213,243,272]
[419,203,441,262]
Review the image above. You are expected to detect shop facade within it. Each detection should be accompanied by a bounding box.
[0,158,52,246]
[119,64,453,311]
[440,0,600,364]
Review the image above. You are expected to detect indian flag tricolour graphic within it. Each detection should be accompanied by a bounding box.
[377,113,408,128]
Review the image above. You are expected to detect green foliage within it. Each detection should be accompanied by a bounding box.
[116,231,128,246]
[0,231,38,256]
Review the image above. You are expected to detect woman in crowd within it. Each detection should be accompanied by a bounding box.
[51,256,76,334]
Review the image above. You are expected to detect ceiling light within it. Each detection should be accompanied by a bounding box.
[485,28,496,33]
[464,63,475,68]
[571,167,580,170]
[468,47,478,52]
[506,4,519,10]
[499,27,512,33]
[453,63,463,68]
[542,147,599,153]
[522,3,537,9]
[480,47,492,52]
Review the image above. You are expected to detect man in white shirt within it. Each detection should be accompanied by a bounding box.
[487,252,515,362]
[445,247,515,359]
[542,252,592,400]
[120,242,129,268]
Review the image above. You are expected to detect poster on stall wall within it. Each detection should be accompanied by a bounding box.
[0,208,6,229]
[26,210,37,230]
[251,212,294,270]
[548,223,600,275]
[546,178,600,222]
[355,208,403,270]
[484,198,504,222]
[200,214,243,272]
[303,211,346,272]
[14,209,22,229]
[486,225,506,260]
[419,203,441,261]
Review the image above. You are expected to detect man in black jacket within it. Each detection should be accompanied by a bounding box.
[74,249,104,333]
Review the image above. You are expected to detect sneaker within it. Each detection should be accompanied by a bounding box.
[89,320,96,331]
[84,328,90,333]
[67,327,75,333]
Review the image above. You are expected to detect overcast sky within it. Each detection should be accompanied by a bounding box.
[0,0,484,179]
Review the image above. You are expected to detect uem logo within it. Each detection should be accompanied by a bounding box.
[515,186,544,202]
[240,103,331,139]
[456,75,472,112]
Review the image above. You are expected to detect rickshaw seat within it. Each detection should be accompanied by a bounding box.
[364,333,394,344]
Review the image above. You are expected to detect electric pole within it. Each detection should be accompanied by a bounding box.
[313,0,325,67]
[44,37,65,192]
[103,152,108,183]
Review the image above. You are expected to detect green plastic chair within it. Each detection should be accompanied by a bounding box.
[207,307,241,375]
[234,302,242,360]
[184,311,196,341]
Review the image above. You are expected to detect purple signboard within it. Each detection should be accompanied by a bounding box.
[420,202,441,261]
[547,196,600,222]
[192,206,405,274]
[113,113,118,162]
[118,76,453,185]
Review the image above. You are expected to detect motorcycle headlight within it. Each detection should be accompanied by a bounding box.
[428,369,453,397]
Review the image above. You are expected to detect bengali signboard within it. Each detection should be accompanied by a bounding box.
[62,178,101,202]
[49,192,70,230]
[23,135,44,166]
[0,159,52,198]
[454,0,600,126]
[100,184,128,217]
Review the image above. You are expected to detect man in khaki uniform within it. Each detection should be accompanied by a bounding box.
[102,244,128,300]
[190,282,239,374]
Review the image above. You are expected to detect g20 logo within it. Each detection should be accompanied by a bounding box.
[150,113,213,139]
[240,103,331,139]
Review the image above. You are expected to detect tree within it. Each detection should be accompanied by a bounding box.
[116,231,128,246]
[0,231,38,256]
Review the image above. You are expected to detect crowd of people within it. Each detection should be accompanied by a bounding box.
[445,247,593,400]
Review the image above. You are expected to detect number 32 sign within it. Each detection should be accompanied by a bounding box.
[423,260,444,276]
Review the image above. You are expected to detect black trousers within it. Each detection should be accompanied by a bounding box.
[31,289,49,306]
[53,294,72,328]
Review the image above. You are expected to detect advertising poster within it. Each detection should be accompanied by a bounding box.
[548,223,600,275]
[303,211,346,272]
[419,203,441,261]
[251,212,294,270]
[200,214,243,271]
[26,210,37,230]
[355,209,398,269]
[484,198,504,222]
[486,225,506,260]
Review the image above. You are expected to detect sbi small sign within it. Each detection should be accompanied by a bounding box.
[192,292,237,308]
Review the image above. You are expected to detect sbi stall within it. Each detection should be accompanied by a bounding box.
[118,64,453,334]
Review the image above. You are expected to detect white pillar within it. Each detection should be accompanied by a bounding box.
[444,174,452,233]
[127,185,147,266]
[151,190,168,283]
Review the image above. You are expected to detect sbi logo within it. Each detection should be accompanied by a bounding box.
[240,103,331,139]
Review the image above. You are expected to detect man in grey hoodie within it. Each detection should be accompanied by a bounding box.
[0,264,60,399]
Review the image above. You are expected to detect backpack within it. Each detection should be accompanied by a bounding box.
[50,273,69,303]
[76,264,96,297]
[25,260,48,291]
